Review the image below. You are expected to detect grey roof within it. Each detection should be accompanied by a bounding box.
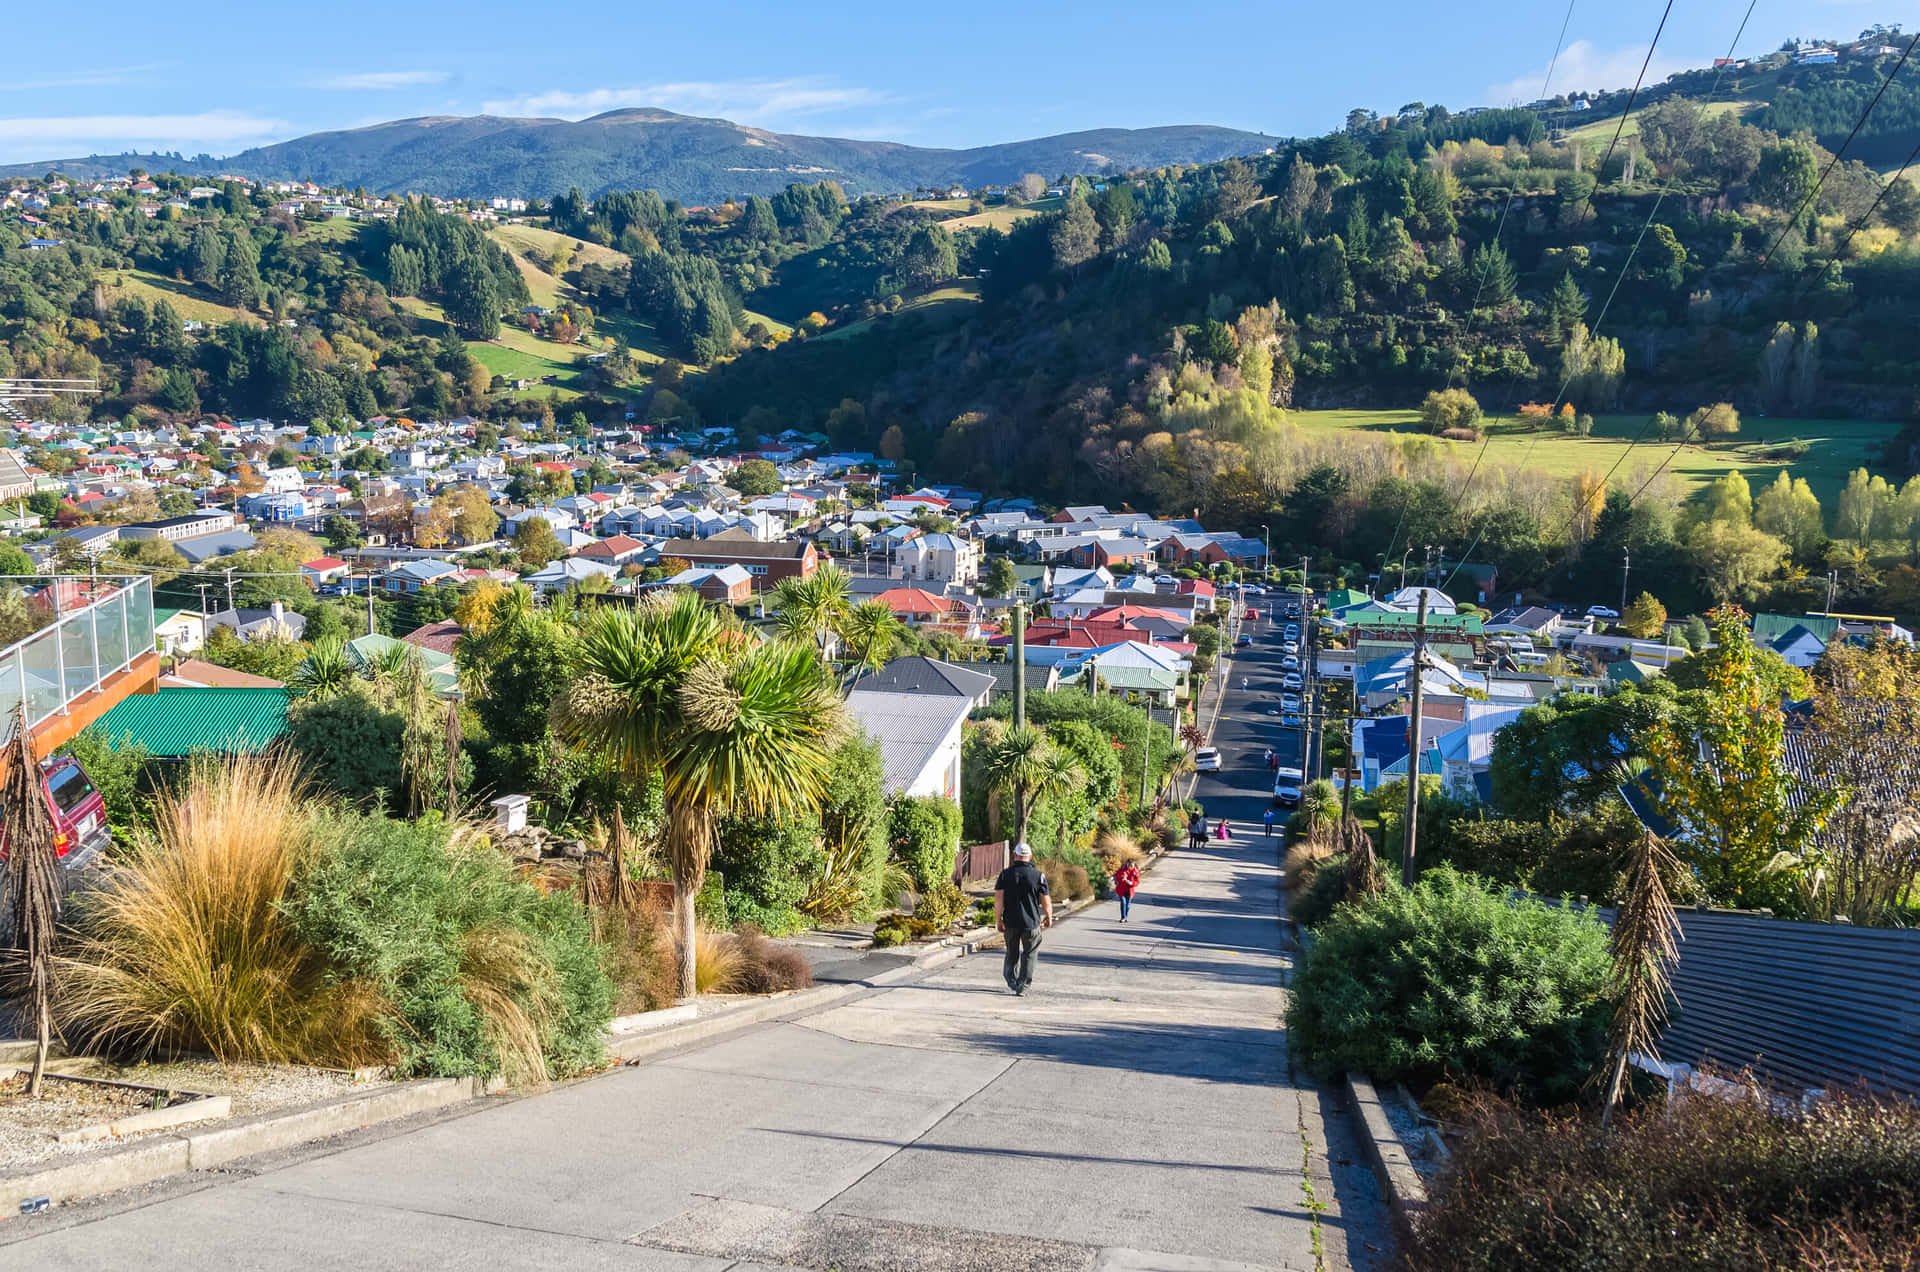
[977,661,1059,698]
[171,530,257,563]
[847,656,995,701]
[843,689,972,794]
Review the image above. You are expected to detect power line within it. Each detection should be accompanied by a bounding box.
[1756,28,1919,269]
[1376,0,1579,578]
[1562,0,1677,232]
[1436,2,1764,591]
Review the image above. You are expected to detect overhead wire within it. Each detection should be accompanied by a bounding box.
[1437,0,1764,591]
[1377,0,1580,581]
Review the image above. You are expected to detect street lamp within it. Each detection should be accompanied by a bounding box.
[1397,547,1415,591]
[1260,524,1271,579]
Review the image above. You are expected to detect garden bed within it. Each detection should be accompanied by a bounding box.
[0,1058,376,1172]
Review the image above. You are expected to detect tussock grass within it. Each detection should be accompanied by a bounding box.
[55,753,386,1066]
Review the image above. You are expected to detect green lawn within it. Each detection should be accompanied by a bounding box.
[297,217,363,245]
[820,280,983,341]
[102,270,256,326]
[1288,408,1900,505]
[1561,98,1755,148]
[396,296,600,402]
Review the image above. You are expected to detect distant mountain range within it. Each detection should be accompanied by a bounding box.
[1,109,1282,202]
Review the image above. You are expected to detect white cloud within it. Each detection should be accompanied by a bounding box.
[0,64,165,92]
[481,78,890,127]
[1484,39,1695,107]
[0,112,288,161]
[312,70,451,91]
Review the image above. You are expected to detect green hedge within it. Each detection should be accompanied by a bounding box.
[1286,866,1611,1101]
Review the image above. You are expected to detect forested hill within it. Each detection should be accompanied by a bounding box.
[1,112,1281,203]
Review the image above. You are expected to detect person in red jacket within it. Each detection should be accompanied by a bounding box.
[1113,860,1141,922]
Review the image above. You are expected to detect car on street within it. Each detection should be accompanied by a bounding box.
[1282,640,1300,654]
[1284,624,1300,637]
[1282,673,1304,691]
[1281,713,1303,728]
[1235,633,1253,646]
[1243,608,1259,621]
[1272,765,1306,807]
[1281,655,1300,671]
[1193,747,1221,771]
[1587,605,1621,619]
[1281,693,1302,711]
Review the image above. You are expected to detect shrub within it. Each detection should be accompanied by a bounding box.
[289,812,614,1084]
[594,901,675,1016]
[56,754,385,1068]
[682,923,744,994]
[1400,1086,1920,1271]
[888,795,962,892]
[870,915,914,948]
[1039,857,1092,900]
[913,879,968,930]
[1421,387,1483,434]
[1289,853,1357,928]
[1286,867,1611,1101]
[715,811,823,936]
[729,928,814,994]
[1440,426,1482,442]
[1094,829,1144,872]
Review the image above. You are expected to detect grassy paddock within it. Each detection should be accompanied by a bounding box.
[1287,408,1900,504]
[821,280,983,341]
[102,270,256,326]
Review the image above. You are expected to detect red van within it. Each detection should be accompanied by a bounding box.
[1,756,112,870]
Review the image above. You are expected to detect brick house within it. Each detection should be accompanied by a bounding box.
[656,527,818,590]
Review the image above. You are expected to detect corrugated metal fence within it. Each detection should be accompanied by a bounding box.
[1579,903,1920,1098]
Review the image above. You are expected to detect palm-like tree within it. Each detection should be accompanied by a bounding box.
[837,599,901,671]
[772,564,852,651]
[288,637,353,701]
[981,724,1060,847]
[553,590,842,997]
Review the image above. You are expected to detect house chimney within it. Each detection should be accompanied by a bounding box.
[269,600,285,624]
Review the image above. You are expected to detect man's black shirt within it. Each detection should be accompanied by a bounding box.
[994,861,1050,932]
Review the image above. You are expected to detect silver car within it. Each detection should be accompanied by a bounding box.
[1282,673,1304,691]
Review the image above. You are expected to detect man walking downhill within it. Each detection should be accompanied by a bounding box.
[994,843,1053,996]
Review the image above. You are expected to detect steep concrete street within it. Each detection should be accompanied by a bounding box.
[3,608,1389,1271]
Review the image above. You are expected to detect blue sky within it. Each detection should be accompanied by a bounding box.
[0,0,1889,163]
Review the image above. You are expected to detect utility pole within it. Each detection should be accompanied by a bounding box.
[196,583,211,624]
[1401,592,1429,887]
[1011,600,1027,731]
[1825,569,1837,616]
[1340,709,1357,856]
[223,566,236,618]
[1619,547,1631,619]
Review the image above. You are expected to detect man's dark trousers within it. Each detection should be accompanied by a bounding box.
[1003,926,1042,992]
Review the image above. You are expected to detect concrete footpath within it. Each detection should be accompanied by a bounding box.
[0,832,1390,1271]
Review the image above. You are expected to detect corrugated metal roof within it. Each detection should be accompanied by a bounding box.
[91,687,289,755]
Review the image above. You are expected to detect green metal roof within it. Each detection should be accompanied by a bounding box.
[1348,610,1485,634]
[152,607,184,627]
[1323,588,1370,612]
[91,688,290,756]
[1752,612,1839,648]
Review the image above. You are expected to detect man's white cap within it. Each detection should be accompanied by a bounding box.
[1012,843,1033,859]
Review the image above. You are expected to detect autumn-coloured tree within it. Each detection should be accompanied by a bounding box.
[1622,591,1667,639]
[1570,470,1608,544]
[1642,606,1842,913]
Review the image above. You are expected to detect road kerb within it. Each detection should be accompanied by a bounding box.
[1345,1072,1428,1241]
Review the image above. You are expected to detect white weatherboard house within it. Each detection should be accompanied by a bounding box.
[842,687,972,802]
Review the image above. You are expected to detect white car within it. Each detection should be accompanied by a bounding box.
[1283,641,1300,655]
[1281,693,1302,711]
[1281,655,1301,671]
[1587,605,1621,619]
[1282,673,1304,691]
[1193,747,1221,771]
[1272,766,1306,807]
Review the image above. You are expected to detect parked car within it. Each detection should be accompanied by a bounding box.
[1283,640,1300,654]
[1282,673,1304,690]
[1281,713,1303,728]
[1281,655,1301,671]
[1281,693,1302,711]
[1,755,111,871]
[1235,634,1253,647]
[1272,765,1306,807]
[1193,747,1221,771]
[1587,605,1620,619]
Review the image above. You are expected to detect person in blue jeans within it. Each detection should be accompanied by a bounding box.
[1113,860,1141,921]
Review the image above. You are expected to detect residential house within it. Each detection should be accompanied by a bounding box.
[207,602,306,642]
[657,527,818,589]
[300,556,350,587]
[897,532,983,588]
[665,565,753,605]
[382,559,463,593]
[1431,702,1529,802]
[525,557,619,594]
[153,608,206,656]
[842,685,972,801]
[845,656,995,713]
[576,534,647,567]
